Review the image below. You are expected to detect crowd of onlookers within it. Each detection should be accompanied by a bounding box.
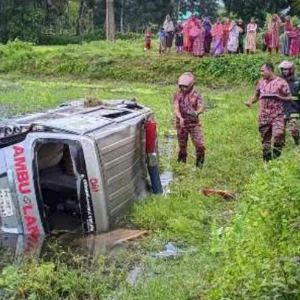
[143,14,300,57]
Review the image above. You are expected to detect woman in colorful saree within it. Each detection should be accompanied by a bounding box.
[211,19,224,57]
[228,21,239,54]
[267,14,281,54]
[192,20,205,57]
[289,25,300,57]
[245,17,257,54]
[282,16,293,55]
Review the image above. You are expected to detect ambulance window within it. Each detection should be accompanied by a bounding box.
[103,111,131,119]
[35,142,82,233]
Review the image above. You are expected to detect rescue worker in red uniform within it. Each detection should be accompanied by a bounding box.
[174,72,205,167]
[246,63,292,162]
[278,60,300,146]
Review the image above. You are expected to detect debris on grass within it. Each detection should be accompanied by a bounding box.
[149,242,197,259]
[201,187,237,201]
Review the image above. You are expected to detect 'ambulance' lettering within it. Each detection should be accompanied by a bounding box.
[13,145,31,194]
[23,204,40,238]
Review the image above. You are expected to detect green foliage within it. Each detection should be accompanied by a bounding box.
[38,34,83,45]
[4,2,45,43]
[207,155,300,299]
[223,0,292,22]
[0,256,127,299]
[181,0,219,18]
[0,40,35,73]
[0,0,220,43]
[115,32,142,40]
[84,29,106,41]
[291,15,300,27]
[0,40,294,84]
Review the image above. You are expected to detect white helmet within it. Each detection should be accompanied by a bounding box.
[178,72,195,86]
[278,60,294,69]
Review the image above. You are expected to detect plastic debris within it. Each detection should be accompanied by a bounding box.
[149,242,197,258]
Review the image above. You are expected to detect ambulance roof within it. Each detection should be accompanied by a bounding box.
[0,100,151,137]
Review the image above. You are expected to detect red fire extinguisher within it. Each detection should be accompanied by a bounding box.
[145,120,163,194]
[145,120,157,153]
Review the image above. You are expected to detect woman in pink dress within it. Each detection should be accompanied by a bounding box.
[223,19,231,53]
[267,14,281,53]
[289,25,300,57]
[245,18,257,54]
[182,16,196,52]
[211,19,224,56]
[192,20,205,57]
[282,16,293,55]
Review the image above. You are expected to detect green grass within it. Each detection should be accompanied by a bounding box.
[1,39,300,85]
[1,42,300,299]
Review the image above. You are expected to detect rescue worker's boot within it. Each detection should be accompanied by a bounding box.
[263,149,272,162]
[177,153,187,164]
[273,144,283,160]
[196,155,205,168]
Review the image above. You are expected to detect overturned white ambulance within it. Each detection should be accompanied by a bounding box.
[0,99,162,239]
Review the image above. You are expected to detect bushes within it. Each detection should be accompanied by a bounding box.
[207,154,300,299]
[38,34,83,45]
[116,32,142,40]
[1,3,45,43]
[0,39,35,72]
[38,31,141,46]
[0,257,127,299]
[0,39,296,84]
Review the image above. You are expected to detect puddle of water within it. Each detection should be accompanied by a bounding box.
[159,134,176,194]
[127,263,145,287]
[160,171,173,195]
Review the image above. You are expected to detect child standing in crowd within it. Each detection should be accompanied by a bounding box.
[236,19,244,54]
[157,28,166,54]
[175,24,184,53]
[144,27,152,51]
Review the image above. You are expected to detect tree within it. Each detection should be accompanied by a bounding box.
[223,0,293,23]
[106,0,115,41]
[0,0,45,43]
[43,0,69,34]
[78,0,85,37]
[181,0,219,18]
